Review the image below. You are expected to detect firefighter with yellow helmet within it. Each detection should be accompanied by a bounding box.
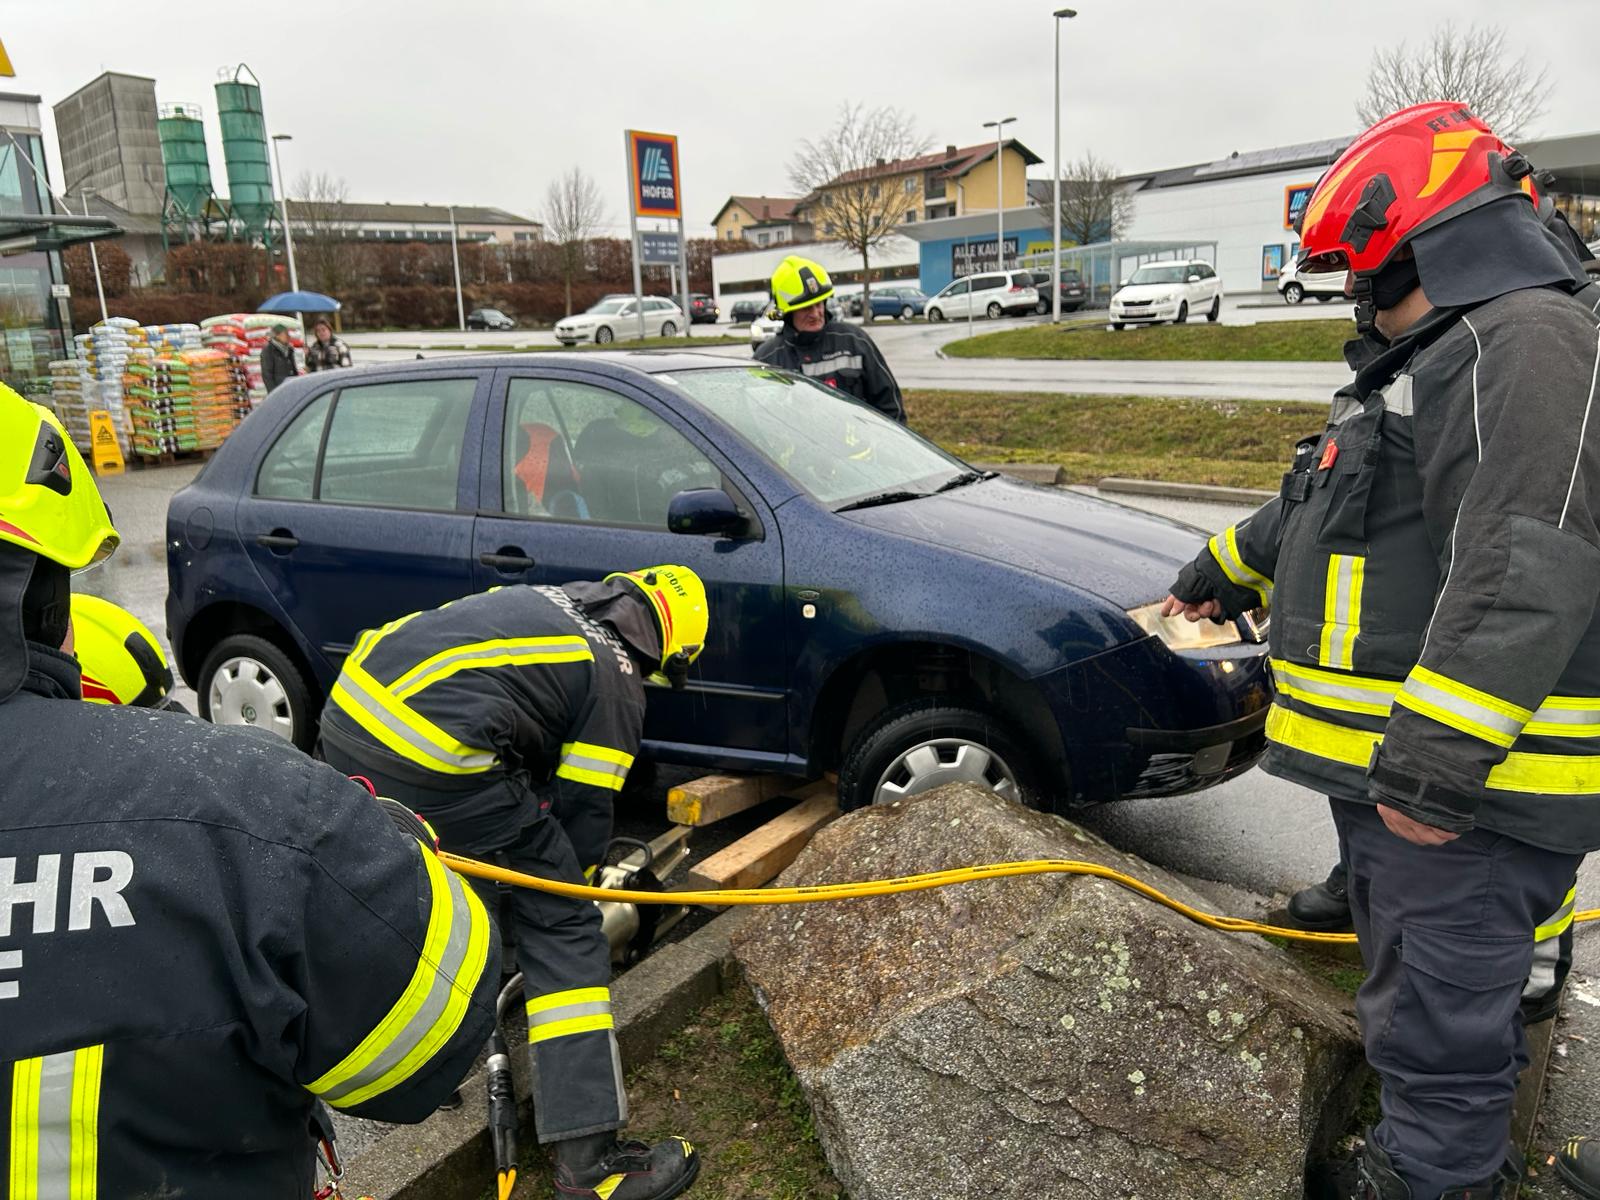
[69,592,183,710]
[0,386,500,1195]
[318,567,709,1200]
[755,254,905,422]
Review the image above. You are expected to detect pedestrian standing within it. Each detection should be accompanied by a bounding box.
[260,323,299,393]
[304,319,352,372]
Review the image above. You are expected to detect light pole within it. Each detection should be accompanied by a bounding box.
[1052,8,1078,323]
[447,205,466,332]
[983,116,1016,272]
[77,188,108,323]
[269,134,299,292]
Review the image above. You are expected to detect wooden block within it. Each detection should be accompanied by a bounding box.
[683,785,839,893]
[665,773,810,827]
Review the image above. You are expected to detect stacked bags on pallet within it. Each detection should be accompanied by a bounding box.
[122,347,245,458]
[46,359,100,453]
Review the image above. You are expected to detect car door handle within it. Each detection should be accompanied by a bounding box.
[256,531,299,552]
[480,550,535,572]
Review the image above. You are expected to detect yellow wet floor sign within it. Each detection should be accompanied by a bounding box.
[88,410,125,476]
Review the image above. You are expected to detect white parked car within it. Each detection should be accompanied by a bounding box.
[554,296,684,346]
[923,270,1039,322]
[1110,260,1222,329]
[1276,259,1348,305]
[748,310,783,349]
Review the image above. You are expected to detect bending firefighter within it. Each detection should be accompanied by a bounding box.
[1164,103,1600,1200]
[754,254,906,422]
[318,568,710,1200]
[0,389,501,1198]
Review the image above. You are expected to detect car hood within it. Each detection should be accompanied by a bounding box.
[1116,283,1184,301]
[841,476,1207,609]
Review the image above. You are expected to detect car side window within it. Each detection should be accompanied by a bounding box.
[945,279,970,297]
[318,379,476,509]
[501,378,720,527]
[971,274,1002,293]
[256,392,333,499]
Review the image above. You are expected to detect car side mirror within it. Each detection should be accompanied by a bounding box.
[1187,274,1201,282]
[1119,278,1129,287]
[669,488,745,537]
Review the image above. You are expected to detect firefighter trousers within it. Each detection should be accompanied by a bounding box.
[320,746,625,1143]
[1332,798,1585,1200]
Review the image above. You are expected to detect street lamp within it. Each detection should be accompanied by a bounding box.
[269,134,299,293]
[447,205,466,332]
[983,116,1017,272]
[1052,8,1078,323]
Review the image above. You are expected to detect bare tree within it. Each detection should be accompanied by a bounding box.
[1356,22,1551,141]
[290,171,359,294]
[789,103,927,320]
[542,167,607,316]
[1037,152,1135,248]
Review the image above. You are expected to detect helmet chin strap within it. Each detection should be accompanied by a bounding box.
[1351,276,1378,336]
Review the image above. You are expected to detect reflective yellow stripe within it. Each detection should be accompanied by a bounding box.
[1207,525,1271,603]
[556,742,634,792]
[594,1174,628,1200]
[556,763,627,791]
[1525,697,1600,738]
[566,741,635,769]
[1396,665,1532,749]
[1317,554,1364,670]
[391,636,593,700]
[330,662,498,775]
[1536,886,1579,942]
[8,1045,102,1200]
[1267,703,1600,794]
[528,1012,616,1044]
[526,986,611,1017]
[309,850,492,1109]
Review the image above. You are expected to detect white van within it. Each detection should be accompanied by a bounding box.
[924,270,1039,322]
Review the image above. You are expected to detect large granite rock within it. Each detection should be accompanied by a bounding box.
[732,784,1363,1200]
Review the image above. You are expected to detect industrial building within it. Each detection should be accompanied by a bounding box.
[53,73,166,218]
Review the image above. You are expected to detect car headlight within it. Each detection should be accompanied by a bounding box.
[1125,601,1269,650]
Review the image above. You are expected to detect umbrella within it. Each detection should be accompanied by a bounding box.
[257,290,341,314]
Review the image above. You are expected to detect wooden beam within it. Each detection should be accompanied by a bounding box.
[665,773,812,827]
[683,784,839,893]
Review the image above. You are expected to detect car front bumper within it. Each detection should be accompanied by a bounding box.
[1111,302,1181,322]
[554,329,593,345]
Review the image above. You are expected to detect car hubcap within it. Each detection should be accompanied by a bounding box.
[874,738,1020,805]
[209,656,294,741]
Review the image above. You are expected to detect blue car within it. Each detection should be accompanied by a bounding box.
[166,353,1271,811]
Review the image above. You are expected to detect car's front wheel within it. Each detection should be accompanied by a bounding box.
[1283,282,1305,304]
[1173,301,1189,324]
[198,633,316,751]
[927,306,944,322]
[838,700,1042,812]
[595,325,614,345]
[1207,295,1221,322]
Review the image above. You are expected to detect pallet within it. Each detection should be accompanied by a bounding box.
[665,773,814,827]
[682,782,838,893]
[128,447,216,470]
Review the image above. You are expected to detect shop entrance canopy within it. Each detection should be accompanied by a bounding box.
[0,212,121,256]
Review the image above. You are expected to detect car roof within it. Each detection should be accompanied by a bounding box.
[321,351,744,383]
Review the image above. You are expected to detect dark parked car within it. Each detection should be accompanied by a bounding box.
[1029,270,1088,314]
[687,293,720,324]
[865,286,928,320]
[167,354,1270,811]
[729,299,768,324]
[466,307,516,330]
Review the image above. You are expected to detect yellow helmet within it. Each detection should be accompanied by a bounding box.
[770,255,834,315]
[71,593,174,707]
[604,565,709,686]
[0,387,119,569]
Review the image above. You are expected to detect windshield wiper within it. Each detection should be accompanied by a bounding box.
[835,490,929,513]
[934,470,995,493]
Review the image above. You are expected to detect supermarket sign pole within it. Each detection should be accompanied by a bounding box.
[625,129,684,340]
[88,410,125,476]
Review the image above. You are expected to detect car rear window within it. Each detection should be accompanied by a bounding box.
[970,274,1004,292]
[317,379,477,510]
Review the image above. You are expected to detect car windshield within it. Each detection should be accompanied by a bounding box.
[1127,265,1189,285]
[587,299,629,315]
[483,309,504,318]
[665,366,969,506]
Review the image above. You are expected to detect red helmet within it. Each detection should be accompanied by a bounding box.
[1298,102,1537,276]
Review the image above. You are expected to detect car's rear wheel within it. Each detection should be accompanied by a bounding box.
[928,306,944,322]
[901,304,915,320]
[1316,293,1335,302]
[838,700,1042,812]
[1283,282,1305,305]
[595,325,614,345]
[986,301,1003,319]
[660,321,677,338]
[199,633,316,751]
[1207,295,1221,322]
[1035,297,1049,315]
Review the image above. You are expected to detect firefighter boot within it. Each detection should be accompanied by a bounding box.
[553,1132,700,1200]
[1287,861,1353,933]
[1336,1139,1503,1200]
[1557,1135,1600,1199]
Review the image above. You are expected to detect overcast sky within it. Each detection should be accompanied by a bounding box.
[7,0,1596,237]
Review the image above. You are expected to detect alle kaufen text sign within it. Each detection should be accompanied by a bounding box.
[629,130,682,219]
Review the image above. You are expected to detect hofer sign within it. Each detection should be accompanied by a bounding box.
[627,130,682,219]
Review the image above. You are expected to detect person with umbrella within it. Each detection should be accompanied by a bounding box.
[261,323,299,393]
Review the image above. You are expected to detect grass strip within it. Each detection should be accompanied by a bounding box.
[941,318,1352,362]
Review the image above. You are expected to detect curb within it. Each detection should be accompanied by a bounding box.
[341,908,750,1200]
[1096,476,1275,504]
[972,461,1064,486]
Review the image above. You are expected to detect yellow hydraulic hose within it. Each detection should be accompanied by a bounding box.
[438,850,1600,947]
